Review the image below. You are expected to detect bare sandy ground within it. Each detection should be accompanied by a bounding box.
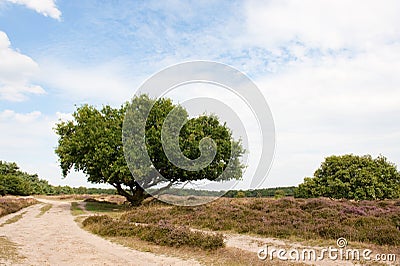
[0,199,199,266]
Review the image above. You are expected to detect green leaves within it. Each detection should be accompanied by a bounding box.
[0,161,51,196]
[295,154,400,200]
[55,94,245,205]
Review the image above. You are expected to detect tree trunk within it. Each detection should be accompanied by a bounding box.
[112,183,149,206]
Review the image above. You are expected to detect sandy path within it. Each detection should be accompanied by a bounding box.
[0,200,199,266]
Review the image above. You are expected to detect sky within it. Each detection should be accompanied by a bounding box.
[0,0,400,189]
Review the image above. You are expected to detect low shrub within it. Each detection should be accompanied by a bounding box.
[83,215,224,250]
[0,197,37,217]
[345,217,400,245]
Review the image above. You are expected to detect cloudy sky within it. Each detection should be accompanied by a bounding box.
[0,0,399,188]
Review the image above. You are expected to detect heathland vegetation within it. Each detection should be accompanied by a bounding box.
[0,197,37,218]
[83,214,225,250]
[80,196,400,252]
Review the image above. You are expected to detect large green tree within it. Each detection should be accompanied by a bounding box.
[295,154,400,200]
[55,95,245,205]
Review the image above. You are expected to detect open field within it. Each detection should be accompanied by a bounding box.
[80,196,400,265]
[0,195,399,265]
[119,197,400,246]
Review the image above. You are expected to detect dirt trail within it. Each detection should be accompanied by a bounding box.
[0,199,199,266]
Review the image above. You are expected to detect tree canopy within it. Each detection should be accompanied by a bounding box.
[55,94,245,205]
[295,154,400,200]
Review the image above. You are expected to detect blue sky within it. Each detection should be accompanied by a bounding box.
[1,0,400,188]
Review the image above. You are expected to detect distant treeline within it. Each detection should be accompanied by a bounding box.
[1,160,294,198]
[224,186,296,198]
[150,186,296,198]
[0,161,116,196]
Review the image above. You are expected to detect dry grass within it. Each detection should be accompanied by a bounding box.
[0,236,25,264]
[0,196,37,218]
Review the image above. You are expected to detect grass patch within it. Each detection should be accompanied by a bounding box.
[70,202,85,216]
[0,236,25,264]
[82,215,224,250]
[0,211,26,227]
[0,197,37,218]
[121,197,400,247]
[84,199,127,213]
[36,204,52,217]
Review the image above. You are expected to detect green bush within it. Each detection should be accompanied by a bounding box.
[274,189,286,199]
[295,154,400,200]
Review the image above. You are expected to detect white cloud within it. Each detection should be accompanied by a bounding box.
[263,44,400,123]
[0,109,50,152]
[256,43,400,186]
[0,109,41,123]
[55,111,73,121]
[233,1,400,186]
[244,0,400,51]
[38,60,143,106]
[4,0,61,20]
[0,31,45,101]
